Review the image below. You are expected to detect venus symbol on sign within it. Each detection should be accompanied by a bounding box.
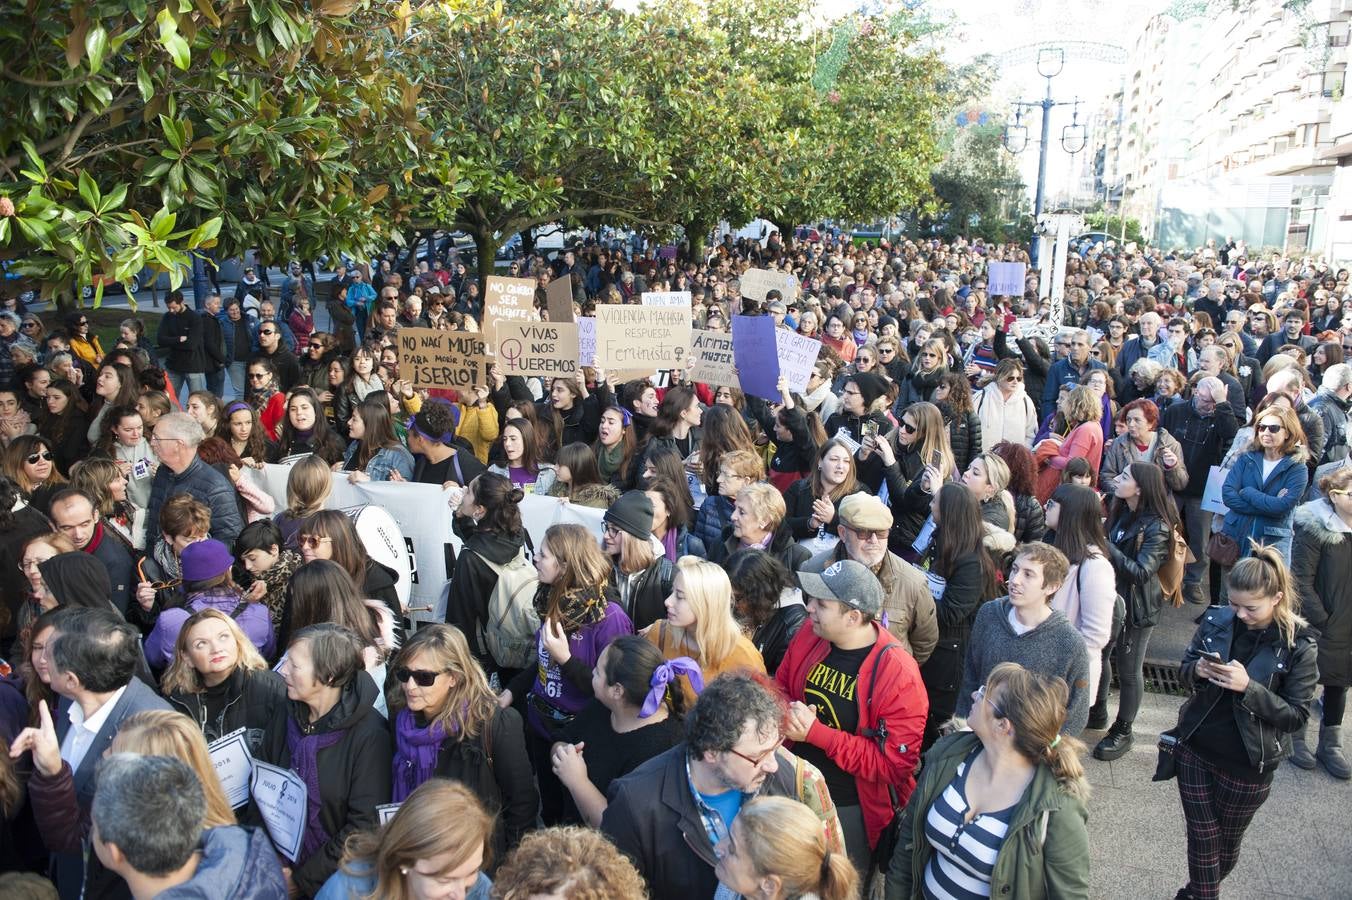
[501,339,524,370]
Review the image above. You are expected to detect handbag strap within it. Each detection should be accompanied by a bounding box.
[861,642,902,817]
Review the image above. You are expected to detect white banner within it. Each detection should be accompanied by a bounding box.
[247,465,607,623]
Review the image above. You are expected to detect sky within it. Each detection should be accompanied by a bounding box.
[808,0,1175,206]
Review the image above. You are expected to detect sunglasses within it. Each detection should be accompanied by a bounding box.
[20,321,38,329]
[394,667,448,687]
[1003,375,1023,383]
[900,422,917,434]
[249,372,270,380]
[137,556,181,592]
[848,525,889,541]
[259,329,277,336]
[25,451,53,464]
[1256,423,1284,434]
[298,535,332,549]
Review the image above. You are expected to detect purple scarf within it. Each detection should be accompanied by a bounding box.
[391,709,448,802]
[285,716,345,863]
[660,528,679,562]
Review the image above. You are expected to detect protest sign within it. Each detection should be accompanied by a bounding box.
[251,760,307,862]
[208,728,253,809]
[577,317,596,366]
[396,328,488,389]
[739,267,799,303]
[546,276,574,323]
[776,328,821,394]
[495,321,580,379]
[483,276,538,345]
[689,328,737,385]
[987,261,1027,296]
[594,304,691,370]
[731,315,779,400]
[642,290,692,308]
[730,315,820,401]
[1201,466,1230,515]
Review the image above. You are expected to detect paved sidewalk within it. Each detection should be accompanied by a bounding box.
[1084,689,1351,899]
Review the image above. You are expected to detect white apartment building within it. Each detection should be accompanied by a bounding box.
[1110,0,1350,252]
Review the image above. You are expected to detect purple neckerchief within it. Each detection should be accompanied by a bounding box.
[660,528,679,561]
[640,657,704,717]
[390,708,449,802]
[285,716,346,863]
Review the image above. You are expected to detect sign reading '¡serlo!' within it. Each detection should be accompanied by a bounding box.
[594,304,692,370]
[495,321,579,379]
[397,328,489,388]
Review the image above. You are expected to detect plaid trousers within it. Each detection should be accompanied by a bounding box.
[1176,743,1272,900]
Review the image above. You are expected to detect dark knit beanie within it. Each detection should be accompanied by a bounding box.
[850,372,889,410]
[604,491,654,541]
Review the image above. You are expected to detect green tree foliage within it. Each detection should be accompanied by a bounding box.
[927,122,1025,241]
[0,0,414,304]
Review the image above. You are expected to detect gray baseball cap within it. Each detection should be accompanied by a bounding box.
[798,559,883,618]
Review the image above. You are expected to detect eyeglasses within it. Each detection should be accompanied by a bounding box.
[1256,423,1284,434]
[137,556,181,592]
[298,535,333,549]
[848,525,889,542]
[249,372,270,380]
[259,330,277,337]
[725,743,778,768]
[1003,375,1023,383]
[900,421,917,434]
[975,683,1005,719]
[20,321,38,329]
[878,346,896,355]
[602,523,620,538]
[394,667,448,687]
[148,435,182,445]
[25,451,52,464]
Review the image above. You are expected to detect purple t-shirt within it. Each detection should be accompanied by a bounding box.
[144,589,276,667]
[528,602,632,731]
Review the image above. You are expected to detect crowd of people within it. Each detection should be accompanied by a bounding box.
[0,229,1342,900]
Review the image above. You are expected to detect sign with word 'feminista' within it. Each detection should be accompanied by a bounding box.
[594,304,691,370]
[483,276,538,345]
[495,321,579,379]
[397,328,488,388]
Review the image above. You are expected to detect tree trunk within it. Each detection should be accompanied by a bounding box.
[686,221,708,264]
[518,229,535,259]
[473,227,495,286]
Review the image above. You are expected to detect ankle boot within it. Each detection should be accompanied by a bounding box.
[1316,725,1352,780]
[1289,727,1316,769]
[1093,723,1134,761]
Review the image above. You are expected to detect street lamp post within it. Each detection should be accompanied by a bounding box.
[1002,48,1084,266]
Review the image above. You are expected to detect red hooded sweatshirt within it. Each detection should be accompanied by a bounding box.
[775,621,929,849]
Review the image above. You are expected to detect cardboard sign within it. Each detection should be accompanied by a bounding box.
[483,276,538,345]
[207,728,253,809]
[730,315,820,401]
[594,304,692,370]
[396,328,489,389]
[642,290,692,308]
[495,321,579,379]
[546,276,574,323]
[251,760,307,863]
[987,262,1028,297]
[776,328,821,395]
[577,317,596,367]
[739,267,799,303]
[689,328,737,385]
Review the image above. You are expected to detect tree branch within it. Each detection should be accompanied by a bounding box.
[1,66,89,88]
[502,208,672,236]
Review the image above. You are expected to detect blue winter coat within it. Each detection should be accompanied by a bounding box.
[1221,450,1309,558]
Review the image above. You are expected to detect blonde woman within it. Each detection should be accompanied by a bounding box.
[162,608,288,757]
[386,624,537,859]
[715,797,860,900]
[886,663,1091,899]
[1034,387,1103,504]
[111,711,238,827]
[643,556,765,707]
[274,452,333,549]
[317,779,494,900]
[724,482,812,577]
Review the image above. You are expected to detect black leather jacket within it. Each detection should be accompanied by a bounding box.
[1177,607,1319,774]
[753,602,808,676]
